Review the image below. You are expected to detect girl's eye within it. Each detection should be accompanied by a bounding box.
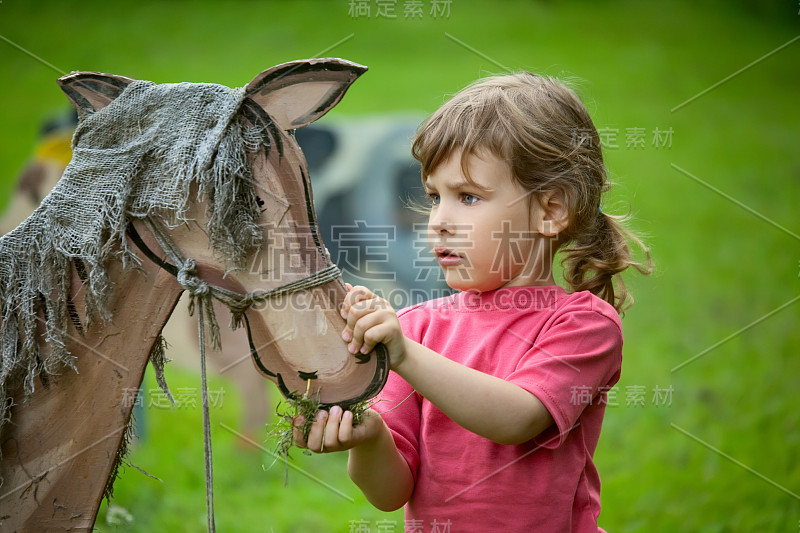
[427,193,440,206]
[462,193,479,205]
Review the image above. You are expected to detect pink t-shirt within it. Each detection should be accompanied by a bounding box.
[379,285,622,532]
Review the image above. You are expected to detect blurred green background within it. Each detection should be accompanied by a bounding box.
[1,0,799,531]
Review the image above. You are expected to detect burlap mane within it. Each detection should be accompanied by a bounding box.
[0,79,266,435]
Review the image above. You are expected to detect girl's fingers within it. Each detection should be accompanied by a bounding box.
[344,306,378,353]
[302,408,353,453]
[347,309,391,354]
[345,294,391,332]
[341,285,375,318]
[341,293,381,345]
[296,408,379,454]
[304,410,329,452]
[292,415,308,448]
[339,286,397,356]
[337,410,355,446]
[323,406,344,450]
[359,322,395,355]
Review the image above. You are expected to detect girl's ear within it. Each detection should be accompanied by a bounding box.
[536,190,569,237]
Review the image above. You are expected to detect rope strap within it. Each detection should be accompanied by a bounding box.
[135,216,342,532]
[141,217,341,319]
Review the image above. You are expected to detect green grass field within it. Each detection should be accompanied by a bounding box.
[1,1,799,531]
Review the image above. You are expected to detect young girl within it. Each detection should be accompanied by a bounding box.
[295,72,651,531]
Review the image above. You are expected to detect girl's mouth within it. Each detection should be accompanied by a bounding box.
[434,247,463,267]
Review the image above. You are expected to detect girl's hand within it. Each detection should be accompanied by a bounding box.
[340,284,407,369]
[293,406,383,453]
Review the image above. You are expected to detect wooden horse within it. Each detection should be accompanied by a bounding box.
[0,58,388,531]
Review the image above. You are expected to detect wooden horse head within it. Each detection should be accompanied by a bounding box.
[57,59,389,408]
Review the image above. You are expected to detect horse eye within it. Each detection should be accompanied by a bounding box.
[255,195,265,208]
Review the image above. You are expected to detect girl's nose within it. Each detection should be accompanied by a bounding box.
[429,208,454,235]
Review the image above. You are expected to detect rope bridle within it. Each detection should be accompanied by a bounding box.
[126,215,342,532]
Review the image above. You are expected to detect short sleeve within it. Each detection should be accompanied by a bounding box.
[376,370,422,481]
[506,305,623,449]
[380,303,426,481]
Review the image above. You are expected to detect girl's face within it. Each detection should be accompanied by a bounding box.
[424,149,555,292]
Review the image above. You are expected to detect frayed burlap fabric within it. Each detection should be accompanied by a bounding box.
[0,79,265,440]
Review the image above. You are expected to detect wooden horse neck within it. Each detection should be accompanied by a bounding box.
[0,230,183,530]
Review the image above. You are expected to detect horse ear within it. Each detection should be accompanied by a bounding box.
[57,72,135,116]
[245,58,367,130]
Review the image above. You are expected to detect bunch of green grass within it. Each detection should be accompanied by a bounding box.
[268,382,372,481]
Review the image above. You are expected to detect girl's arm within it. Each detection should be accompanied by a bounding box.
[343,286,554,445]
[393,338,553,445]
[345,411,415,511]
